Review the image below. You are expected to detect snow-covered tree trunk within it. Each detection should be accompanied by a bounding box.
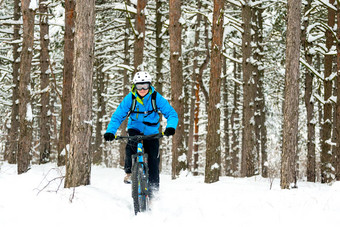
[134,0,147,72]
[155,0,165,171]
[65,0,95,188]
[155,0,164,95]
[205,0,224,183]
[241,0,256,177]
[281,0,301,189]
[188,0,203,173]
[302,0,316,182]
[58,0,75,166]
[39,0,51,164]
[231,47,241,176]
[335,2,340,181]
[222,56,231,176]
[5,0,20,164]
[321,0,335,184]
[118,3,131,167]
[253,3,267,178]
[93,59,106,165]
[170,0,185,179]
[17,0,35,174]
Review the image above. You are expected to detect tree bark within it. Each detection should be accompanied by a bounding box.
[155,0,164,171]
[302,0,316,182]
[335,1,340,181]
[321,0,335,184]
[231,47,241,176]
[119,4,131,167]
[134,0,147,72]
[17,0,35,174]
[253,3,267,177]
[241,0,256,177]
[281,0,301,189]
[188,0,202,173]
[93,60,106,165]
[204,0,223,183]
[64,0,95,188]
[155,0,164,95]
[222,57,231,176]
[5,0,20,164]
[170,0,185,179]
[39,0,51,164]
[58,0,75,166]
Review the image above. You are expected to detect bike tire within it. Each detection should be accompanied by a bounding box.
[131,162,149,215]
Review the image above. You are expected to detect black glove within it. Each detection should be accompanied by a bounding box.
[104,132,115,141]
[164,127,175,136]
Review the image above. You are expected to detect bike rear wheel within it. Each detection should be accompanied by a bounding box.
[131,162,149,215]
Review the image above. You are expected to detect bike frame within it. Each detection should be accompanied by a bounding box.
[116,133,163,214]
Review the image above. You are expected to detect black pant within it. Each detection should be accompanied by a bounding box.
[125,129,160,191]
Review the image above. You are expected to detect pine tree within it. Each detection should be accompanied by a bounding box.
[39,0,51,164]
[134,0,147,72]
[17,0,36,174]
[205,0,224,183]
[281,0,301,189]
[5,0,20,164]
[169,0,185,179]
[302,0,316,182]
[58,0,75,166]
[241,0,256,177]
[321,0,335,184]
[65,0,95,188]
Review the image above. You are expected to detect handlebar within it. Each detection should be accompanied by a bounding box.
[115,133,164,141]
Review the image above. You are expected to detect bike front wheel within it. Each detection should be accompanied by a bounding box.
[131,162,149,215]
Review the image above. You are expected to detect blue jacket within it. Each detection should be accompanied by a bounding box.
[106,86,178,135]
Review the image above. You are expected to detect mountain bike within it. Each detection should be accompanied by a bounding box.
[116,133,163,215]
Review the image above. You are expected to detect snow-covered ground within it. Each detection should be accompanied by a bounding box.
[0,162,339,227]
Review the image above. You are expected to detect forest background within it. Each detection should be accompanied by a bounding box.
[0,0,340,189]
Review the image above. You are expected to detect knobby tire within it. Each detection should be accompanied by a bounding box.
[131,162,149,215]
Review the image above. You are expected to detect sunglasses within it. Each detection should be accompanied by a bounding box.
[135,83,150,90]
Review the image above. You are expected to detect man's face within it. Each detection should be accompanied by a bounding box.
[135,83,150,97]
[137,88,149,97]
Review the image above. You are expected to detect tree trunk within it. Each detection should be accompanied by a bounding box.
[39,0,51,164]
[231,47,241,176]
[281,0,301,189]
[17,0,35,174]
[302,0,316,182]
[93,60,106,165]
[119,5,131,168]
[241,0,256,177]
[204,0,223,183]
[321,0,335,184]
[64,0,95,188]
[188,0,202,172]
[134,0,147,72]
[222,57,230,176]
[253,3,267,177]
[155,0,164,171]
[170,0,185,179]
[5,0,20,164]
[58,0,75,166]
[155,0,164,95]
[192,16,210,176]
[335,2,340,181]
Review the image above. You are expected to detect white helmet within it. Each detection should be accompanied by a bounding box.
[133,71,152,84]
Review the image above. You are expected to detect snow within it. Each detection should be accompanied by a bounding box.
[0,163,339,227]
[29,0,38,11]
[26,103,33,122]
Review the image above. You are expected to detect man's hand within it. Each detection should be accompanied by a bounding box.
[164,127,175,136]
[104,132,115,141]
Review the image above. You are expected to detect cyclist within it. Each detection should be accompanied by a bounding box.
[104,71,178,196]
